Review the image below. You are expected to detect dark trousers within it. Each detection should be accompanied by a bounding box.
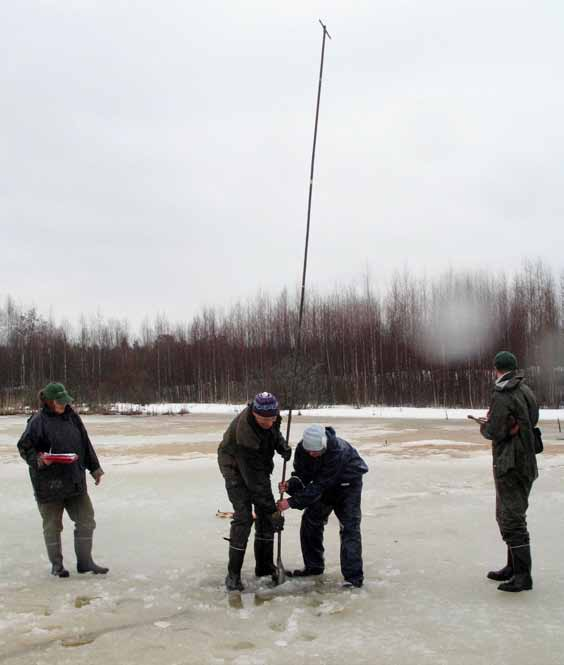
[300,480,363,584]
[225,477,275,553]
[494,469,534,548]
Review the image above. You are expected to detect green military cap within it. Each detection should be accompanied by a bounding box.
[41,382,74,404]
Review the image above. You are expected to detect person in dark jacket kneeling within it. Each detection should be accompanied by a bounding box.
[480,351,539,593]
[17,383,108,578]
[218,392,291,591]
[277,424,368,588]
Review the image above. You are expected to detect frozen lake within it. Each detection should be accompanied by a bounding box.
[1,413,564,664]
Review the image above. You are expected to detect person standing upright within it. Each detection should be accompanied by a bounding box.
[17,383,109,578]
[480,351,540,592]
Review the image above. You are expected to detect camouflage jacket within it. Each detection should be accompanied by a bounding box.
[481,371,539,480]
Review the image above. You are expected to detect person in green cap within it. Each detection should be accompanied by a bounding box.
[479,351,540,592]
[17,382,109,577]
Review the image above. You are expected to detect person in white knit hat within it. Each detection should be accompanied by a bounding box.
[277,424,368,588]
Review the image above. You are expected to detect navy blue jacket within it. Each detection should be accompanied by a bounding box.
[17,406,102,503]
[288,427,368,510]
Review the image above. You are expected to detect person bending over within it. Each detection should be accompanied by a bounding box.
[218,392,291,591]
[278,424,368,588]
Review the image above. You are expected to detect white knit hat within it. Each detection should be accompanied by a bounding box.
[302,424,327,452]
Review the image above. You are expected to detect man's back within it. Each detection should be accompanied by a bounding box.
[483,370,538,480]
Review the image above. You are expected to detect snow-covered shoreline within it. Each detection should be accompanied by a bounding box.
[110,402,564,421]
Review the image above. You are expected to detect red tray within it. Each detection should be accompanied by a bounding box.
[40,452,78,464]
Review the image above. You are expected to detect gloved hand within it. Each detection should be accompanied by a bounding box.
[270,510,285,532]
[287,476,305,496]
[279,445,292,462]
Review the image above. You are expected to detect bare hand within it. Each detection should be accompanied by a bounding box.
[91,468,104,486]
[277,499,290,512]
[278,481,288,494]
[38,453,52,467]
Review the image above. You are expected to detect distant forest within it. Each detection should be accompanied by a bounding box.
[1,261,563,412]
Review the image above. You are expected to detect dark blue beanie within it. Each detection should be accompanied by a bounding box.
[252,392,279,417]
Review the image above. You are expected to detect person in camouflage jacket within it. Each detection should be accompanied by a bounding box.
[480,352,539,592]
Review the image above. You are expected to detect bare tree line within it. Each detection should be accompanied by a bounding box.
[1,261,563,412]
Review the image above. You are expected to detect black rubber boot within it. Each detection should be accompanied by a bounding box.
[487,546,513,581]
[254,537,276,578]
[75,532,109,574]
[45,536,69,578]
[52,562,70,578]
[498,545,532,592]
[287,567,324,578]
[226,545,245,591]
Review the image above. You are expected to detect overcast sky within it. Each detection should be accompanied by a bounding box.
[2,1,563,332]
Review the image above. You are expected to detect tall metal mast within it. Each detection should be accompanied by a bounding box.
[275,19,332,585]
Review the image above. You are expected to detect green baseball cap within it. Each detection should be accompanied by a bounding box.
[41,382,74,404]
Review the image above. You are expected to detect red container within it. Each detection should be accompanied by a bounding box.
[40,452,78,464]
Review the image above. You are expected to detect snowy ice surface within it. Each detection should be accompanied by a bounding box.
[1,414,564,665]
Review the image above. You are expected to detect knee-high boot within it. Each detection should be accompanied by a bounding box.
[226,544,245,591]
[75,530,109,574]
[44,534,69,578]
[487,545,513,581]
[254,537,275,577]
[498,544,532,592]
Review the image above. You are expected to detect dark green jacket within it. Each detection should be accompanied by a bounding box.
[218,405,290,512]
[17,405,102,503]
[481,371,539,481]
